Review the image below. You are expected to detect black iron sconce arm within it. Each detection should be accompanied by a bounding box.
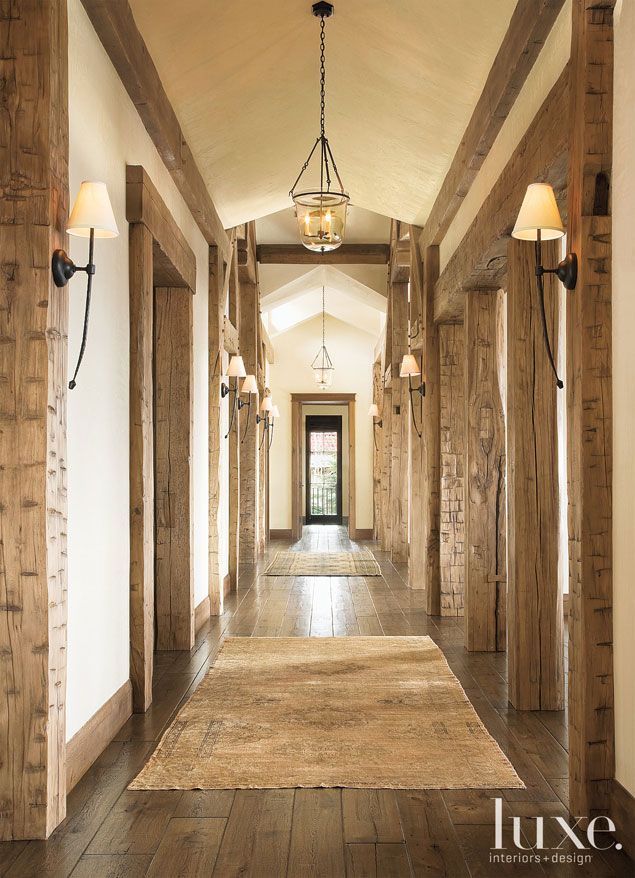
[371,415,382,451]
[256,412,274,450]
[52,228,96,390]
[408,375,426,439]
[534,231,578,391]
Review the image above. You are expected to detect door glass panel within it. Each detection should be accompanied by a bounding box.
[309,430,338,516]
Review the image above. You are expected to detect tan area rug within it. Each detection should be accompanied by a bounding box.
[129,637,523,791]
[264,549,381,576]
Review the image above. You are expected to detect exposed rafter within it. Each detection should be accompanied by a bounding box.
[80,0,231,261]
[419,0,566,254]
[256,244,389,265]
[434,65,570,322]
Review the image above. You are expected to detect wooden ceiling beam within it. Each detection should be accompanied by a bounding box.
[256,244,390,265]
[419,0,566,253]
[434,65,570,322]
[80,0,231,262]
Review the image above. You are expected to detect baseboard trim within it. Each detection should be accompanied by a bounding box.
[195,596,210,633]
[353,528,374,540]
[611,779,635,861]
[66,679,132,792]
[270,529,292,540]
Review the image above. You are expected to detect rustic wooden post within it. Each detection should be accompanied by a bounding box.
[238,278,259,564]
[379,387,392,552]
[422,246,441,614]
[408,231,425,590]
[0,0,69,839]
[507,238,564,710]
[464,290,507,651]
[372,360,382,541]
[390,281,410,563]
[208,246,225,614]
[257,336,267,552]
[153,288,194,650]
[567,0,615,819]
[439,324,465,616]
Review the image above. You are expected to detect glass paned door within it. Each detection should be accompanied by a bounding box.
[305,415,343,524]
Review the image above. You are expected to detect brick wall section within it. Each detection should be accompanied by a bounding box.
[439,324,465,616]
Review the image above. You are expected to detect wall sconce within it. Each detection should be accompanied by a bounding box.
[238,374,258,443]
[52,181,119,389]
[400,353,425,439]
[257,393,274,449]
[268,405,280,450]
[221,355,254,439]
[512,182,577,390]
[368,403,382,450]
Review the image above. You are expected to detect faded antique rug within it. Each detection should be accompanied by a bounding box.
[129,637,523,791]
[264,549,381,576]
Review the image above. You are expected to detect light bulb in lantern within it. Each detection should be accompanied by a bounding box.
[293,193,348,252]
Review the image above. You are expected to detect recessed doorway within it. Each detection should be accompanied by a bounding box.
[305,415,343,525]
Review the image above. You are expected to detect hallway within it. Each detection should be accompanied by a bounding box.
[1,527,629,877]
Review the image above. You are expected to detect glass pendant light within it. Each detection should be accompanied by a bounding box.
[312,286,334,389]
[290,2,349,253]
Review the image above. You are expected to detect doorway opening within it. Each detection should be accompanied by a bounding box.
[305,415,343,524]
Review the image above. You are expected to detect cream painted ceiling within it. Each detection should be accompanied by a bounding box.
[128,0,518,228]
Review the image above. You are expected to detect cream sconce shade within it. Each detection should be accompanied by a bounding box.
[260,395,274,413]
[51,180,119,390]
[511,183,565,242]
[241,374,258,395]
[270,405,281,419]
[400,354,421,378]
[368,404,380,418]
[512,182,577,389]
[67,181,119,239]
[227,355,247,378]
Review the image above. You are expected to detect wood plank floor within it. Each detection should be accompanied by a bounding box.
[2,527,631,877]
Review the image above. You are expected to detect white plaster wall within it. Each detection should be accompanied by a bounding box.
[269,316,375,532]
[66,0,225,739]
[613,0,635,798]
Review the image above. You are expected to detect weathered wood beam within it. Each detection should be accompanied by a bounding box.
[0,0,69,840]
[422,247,442,614]
[238,221,258,285]
[464,290,507,651]
[256,243,390,265]
[153,288,194,650]
[408,232,425,590]
[80,0,230,261]
[439,324,465,616]
[372,361,383,542]
[507,239,564,711]
[419,0,565,253]
[126,166,196,291]
[238,276,260,564]
[390,282,410,563]
[223,316,240,356]
[435,65,570,322]
[128,223,154,710]
[566,0,615,820]
[208,247,225,615]
[260,319,275,364]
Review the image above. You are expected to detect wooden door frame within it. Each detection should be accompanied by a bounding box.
[127,165,196,712]
[291,393,356,540]
[305,415,343,524]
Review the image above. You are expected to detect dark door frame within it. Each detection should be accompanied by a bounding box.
[305,415,343,524]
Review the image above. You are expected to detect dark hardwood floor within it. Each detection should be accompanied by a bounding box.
[2,527,631,877]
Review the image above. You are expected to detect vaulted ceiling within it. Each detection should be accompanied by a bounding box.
[128,0,518,228]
